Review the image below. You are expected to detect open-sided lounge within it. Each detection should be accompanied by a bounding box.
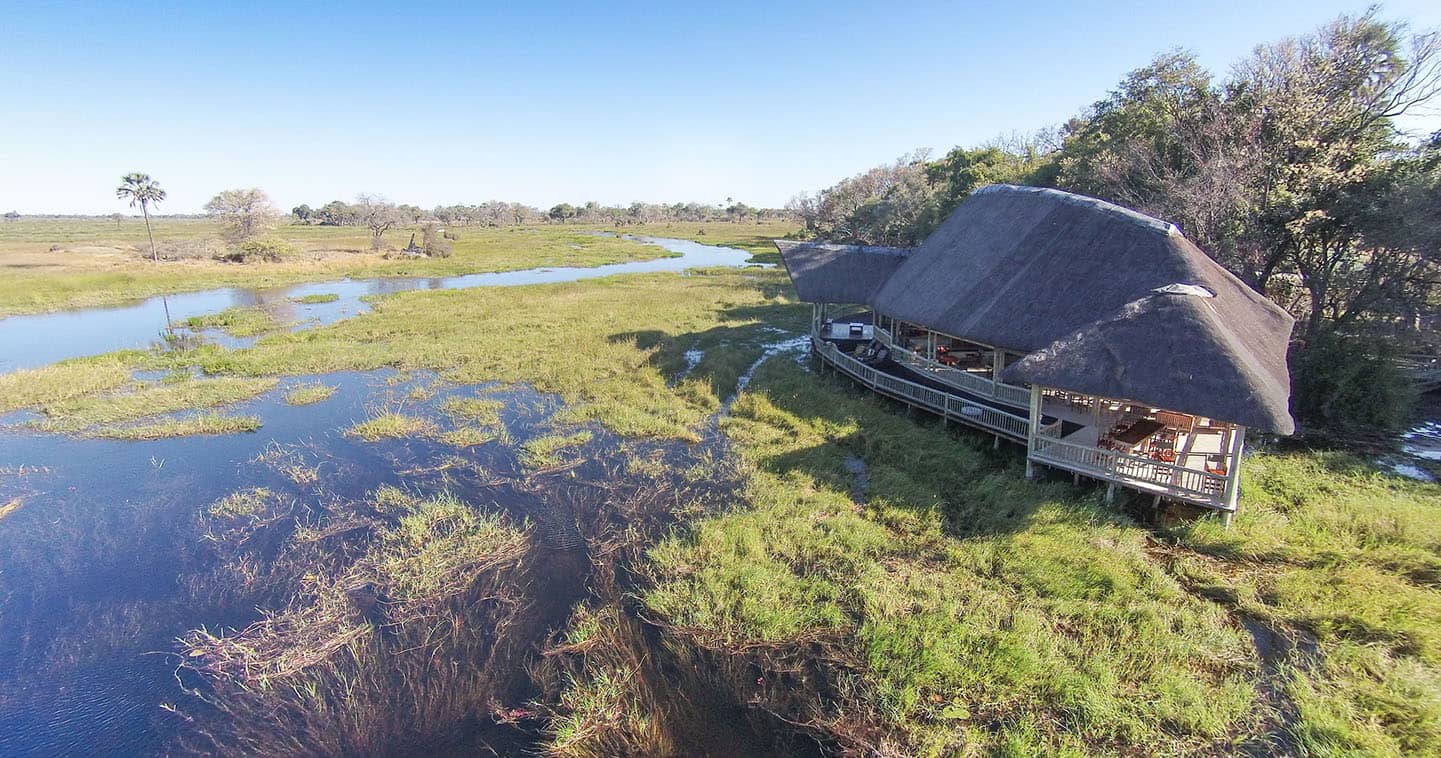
[778,184,1296,518]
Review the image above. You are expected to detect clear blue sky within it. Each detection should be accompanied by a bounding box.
[3,1,1439,215]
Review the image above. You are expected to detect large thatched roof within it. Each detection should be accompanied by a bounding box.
[999,289,1296,433]
[777,184,1295,433]
[775,240,910,305]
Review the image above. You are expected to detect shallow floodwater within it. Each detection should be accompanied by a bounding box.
[1382,392,1441,481]
[0,236,771,755]
[0,236,760,373]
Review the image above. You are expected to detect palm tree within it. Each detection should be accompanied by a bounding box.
[116,173,166,263]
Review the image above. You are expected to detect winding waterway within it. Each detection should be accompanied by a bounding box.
[0,236,761,373]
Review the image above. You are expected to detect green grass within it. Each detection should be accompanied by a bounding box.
[283,382,337,406]
[7,234,1434,753]
[1172,452,1441,755]
[90,412,262,439]
[154,269,803,440]
[344,411,438,441]
[643,356,1441,755]
[0,219,702,317]
[520,430,594,469]
[439,396,505,427]
[207,487,276,519]
[0,353,138,414]
[290,293,339,304]
[29,375,277,437]
[183,306,279,337]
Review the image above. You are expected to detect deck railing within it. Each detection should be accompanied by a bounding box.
[814,338,1030,441]
[1031,435,1227,507]
[871,326,1032,408]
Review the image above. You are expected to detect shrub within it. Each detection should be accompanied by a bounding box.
[422,223,453,258]
[217,236,295,263]
[1290,333,1418,434]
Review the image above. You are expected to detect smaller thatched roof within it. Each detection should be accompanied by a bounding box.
[1001,287,1296,434]
[775,240,910,305]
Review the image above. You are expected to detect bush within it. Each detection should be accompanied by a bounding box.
[422,223,453,258]
[217,236,295,263]
[1290,333,1418,434]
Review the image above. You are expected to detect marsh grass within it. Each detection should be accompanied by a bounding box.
[521,431,594,469]
[645,358,1264,754]
[344,411,438,441]
[0,219,706,317]
[30,376,276,437]
[440,426,509,448]
[181,306,278,337]
[440,396,506,428]
[282,382,337,406]
[0,498,21,520]
[1173,452,1441,755]
[161,269,807,440]
[0,353,138,414]
[180,494,532,754]
[207,488,276,520]
[93,412,261,439]
[290,293,339,304]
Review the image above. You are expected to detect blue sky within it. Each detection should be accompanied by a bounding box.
[3,1,1440,214]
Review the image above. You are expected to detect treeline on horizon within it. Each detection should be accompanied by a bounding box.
[2,200,793,226]
[787,9,1441,435]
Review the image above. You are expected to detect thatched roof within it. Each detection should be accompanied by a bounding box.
[1000,289,1296,433]
[777,184,1295,433]
[775,240,910,305]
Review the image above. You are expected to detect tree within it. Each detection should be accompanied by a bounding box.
[204,188,280,241]
[292,204,313,224]
[795,150,938,247]
[317,201,352,226]
[109,212,123,228]
[115,172,166,263]
[548,203,577,222]
[355,194,403,250]
[2,211,18,222]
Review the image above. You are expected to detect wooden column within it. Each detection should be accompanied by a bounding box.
[1222,425,1246,513]
[992,350,1006,396]
[1025,384,1042,479]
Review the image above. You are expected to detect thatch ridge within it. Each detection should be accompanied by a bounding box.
[776,239,911,305]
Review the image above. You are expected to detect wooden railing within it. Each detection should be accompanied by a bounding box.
[871,326,1032,408]
[814,338,1030,441]
[1031,435,1227,507]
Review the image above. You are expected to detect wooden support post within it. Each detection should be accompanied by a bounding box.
[1072,472,1080,486]
[1026,385,1042,456]
[1222,425,1246,514]
[1025,459,1035,480]
[993,435,1000,450]
[1105,482,1117,503]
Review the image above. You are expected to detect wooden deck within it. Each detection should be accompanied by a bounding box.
[813,337,1030,441]
[812,330,1233,510]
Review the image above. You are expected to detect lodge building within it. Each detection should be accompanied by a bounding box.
[778,184,1295,519]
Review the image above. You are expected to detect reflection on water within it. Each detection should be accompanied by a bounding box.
[1381,393,1441,481]
[0,237,761,373]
